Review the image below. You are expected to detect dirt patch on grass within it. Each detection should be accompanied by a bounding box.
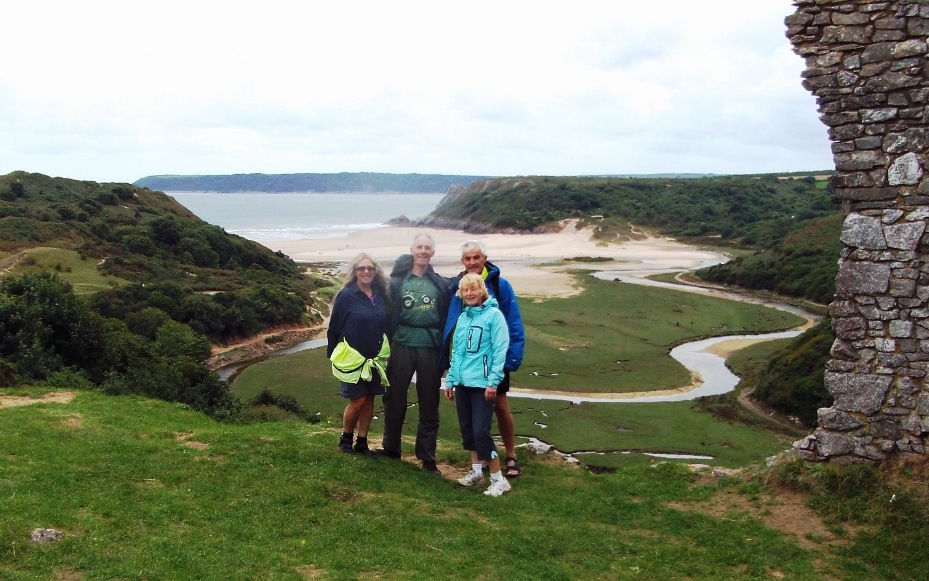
[0,391,75,409]
[52,569,84,581]
[206,324,324,370]
[174,431,210,450]
[668,483,846,551]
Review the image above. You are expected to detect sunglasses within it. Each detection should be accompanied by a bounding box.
[354,265,377,273]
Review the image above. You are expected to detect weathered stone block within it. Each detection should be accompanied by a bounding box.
[877,296,898,310]
[886,218,926,249]
[873,419,902,440]
[836,317,868,340]
[890,319,915,338]
[830,300,859,317]
[834,187,898,201]
[815,429,856,456]
[825,372,892,414]
[865,71,922,93]
[903,413,922,435]
[890,277,918,297]
[833,12,871,26]
[888,152,924,185]
[836,150,884,171]
[830,339,859,360]
[841,213,886,248]
[836,261,891,294]
[819,409,864,430]
[917,393,929,415]
[856,444,889,462]
[895,35,924,54]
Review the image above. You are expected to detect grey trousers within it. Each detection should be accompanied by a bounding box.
[381,343,442,463]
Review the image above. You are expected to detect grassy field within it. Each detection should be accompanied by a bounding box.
[516,272,803,392]
[5,247,128,294]
[232,345,793,469]
[4,389,926,580]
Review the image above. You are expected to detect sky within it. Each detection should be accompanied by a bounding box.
[0,1,833,184]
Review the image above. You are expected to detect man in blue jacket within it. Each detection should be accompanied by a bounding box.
[441,239,526,477]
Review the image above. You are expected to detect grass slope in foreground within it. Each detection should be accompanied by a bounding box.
[3,389,910,581]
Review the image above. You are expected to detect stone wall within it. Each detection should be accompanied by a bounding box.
[786,0,929,463]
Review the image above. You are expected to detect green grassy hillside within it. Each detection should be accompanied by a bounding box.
[0,171,337,417]
[696,213,843,305]
[1,389,925,580]
[426,174,837,249]
[0,171,333,344]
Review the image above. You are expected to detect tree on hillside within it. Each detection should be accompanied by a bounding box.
[0,272,237,418]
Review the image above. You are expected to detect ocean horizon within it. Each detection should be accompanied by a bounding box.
[168,191,446,241]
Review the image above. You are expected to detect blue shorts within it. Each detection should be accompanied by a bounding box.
[340,377,386,399]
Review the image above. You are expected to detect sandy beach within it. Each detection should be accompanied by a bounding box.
[256,220,725,298]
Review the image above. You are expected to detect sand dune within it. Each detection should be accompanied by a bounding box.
[255,220,725,298]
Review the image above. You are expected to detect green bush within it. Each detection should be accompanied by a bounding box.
[752,318,833,426]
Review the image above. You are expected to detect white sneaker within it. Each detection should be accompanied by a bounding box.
[483,478,511,497]
[457,470,485,486]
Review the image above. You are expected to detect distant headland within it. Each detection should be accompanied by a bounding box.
[133,172,494,193]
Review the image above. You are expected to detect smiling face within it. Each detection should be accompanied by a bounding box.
[461,249,487,275]
[461,283,483,306]
[411,236,435,270]
[353,259,377,287]
[457,273,489,307]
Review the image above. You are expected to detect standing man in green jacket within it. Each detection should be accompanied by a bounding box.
[379,232,450,474]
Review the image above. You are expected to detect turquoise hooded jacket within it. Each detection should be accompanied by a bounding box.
[445,297,510,390]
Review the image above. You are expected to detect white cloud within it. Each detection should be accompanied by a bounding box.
[0,0,833,182]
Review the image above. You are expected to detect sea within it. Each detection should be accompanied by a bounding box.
[167,192,446,242]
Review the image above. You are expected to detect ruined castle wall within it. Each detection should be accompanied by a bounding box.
[786,0,929,463]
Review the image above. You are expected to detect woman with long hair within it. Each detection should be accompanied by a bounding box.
[327,253,390,455]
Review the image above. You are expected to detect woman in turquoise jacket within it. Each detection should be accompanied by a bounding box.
[443,273,512,497]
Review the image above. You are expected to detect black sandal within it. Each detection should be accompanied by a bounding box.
[505,456,522,478]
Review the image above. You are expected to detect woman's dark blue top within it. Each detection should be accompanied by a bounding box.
[326,283,388,359]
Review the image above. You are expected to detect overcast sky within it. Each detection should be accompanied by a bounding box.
[0,1,832,184]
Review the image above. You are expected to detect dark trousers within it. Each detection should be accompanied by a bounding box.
[455,386,498,462]
[382,343,442,462]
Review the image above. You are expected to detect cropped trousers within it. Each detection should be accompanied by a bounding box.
[454,386,498,462]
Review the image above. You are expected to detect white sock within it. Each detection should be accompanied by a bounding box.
[471,463,484,476]
[490,470,503,483]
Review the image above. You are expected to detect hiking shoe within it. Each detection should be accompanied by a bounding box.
[457,470,485,487]
[338,434,353,453]
[422,461,442,475]
[483,478,512,497]
[375,448,401,459]
[353,443,378,458]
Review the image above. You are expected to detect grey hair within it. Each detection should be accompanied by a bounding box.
[459,239,486,256]
[411,231,436,250]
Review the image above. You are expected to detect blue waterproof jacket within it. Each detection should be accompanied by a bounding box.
[445,297,509,389]
[441,261,524,372]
